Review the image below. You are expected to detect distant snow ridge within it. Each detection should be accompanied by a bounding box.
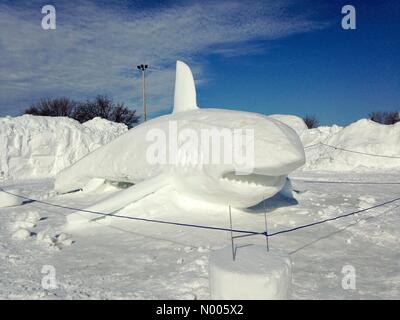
[0,115,127,180]
[301,119,400,171]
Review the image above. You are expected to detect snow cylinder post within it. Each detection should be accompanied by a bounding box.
[209,245,292,299]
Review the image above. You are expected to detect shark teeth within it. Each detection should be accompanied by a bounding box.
[221,178,261,187]
[220,172,279,188]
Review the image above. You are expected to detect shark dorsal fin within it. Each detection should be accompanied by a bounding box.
[173,60,198,113]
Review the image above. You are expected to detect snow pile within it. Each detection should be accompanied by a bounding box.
[209,245,292,300]
[36,230,74,248]
[12,228,32,240]
[0,115,127,180]
[358,195,377,209]
[0,189,23,207]
[13,211,41,229]
[301,120,400,171]
[267,116,400,172]
[300,125,343,148]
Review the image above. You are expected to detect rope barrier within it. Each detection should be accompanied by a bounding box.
[303,141,400,159]
[303,142,321,149]
[266,196,400,237]
[0,188,262,236]
[1,187,400,240]
[320,142,400,159]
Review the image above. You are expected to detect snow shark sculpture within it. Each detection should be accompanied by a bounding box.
[55,61,305,225]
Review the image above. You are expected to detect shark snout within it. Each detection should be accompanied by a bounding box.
[252,146,305,176]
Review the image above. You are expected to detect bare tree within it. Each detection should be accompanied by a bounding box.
[303,114,319,129]
[24,97,76,117]
[110,102,140,128]
[73,95,139,128]
[24,95,140,128]
[383,111,400,125]
[73,95,113,123]
[368,111,384,124]
[368,111,400,125]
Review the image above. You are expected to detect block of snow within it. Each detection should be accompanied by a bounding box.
[0,190,23,208]
[55,233,74,246]
[209,245,291,300]
[36,230,56,245]
[13,210,41,229]
[12,228,31,240]
[25,211,41,224]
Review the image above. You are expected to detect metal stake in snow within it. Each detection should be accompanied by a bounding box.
[137,64,148,122]
[228,204,267,262]
[263,198,270,252]
[229,205,236,261]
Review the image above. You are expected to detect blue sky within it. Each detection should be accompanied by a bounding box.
[0,0,399,125]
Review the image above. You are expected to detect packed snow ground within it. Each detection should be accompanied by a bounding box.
[1,115,400,299]
[1,171,400,299]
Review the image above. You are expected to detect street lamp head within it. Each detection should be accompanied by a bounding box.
[137,64,148,71]
[136,64,149,71]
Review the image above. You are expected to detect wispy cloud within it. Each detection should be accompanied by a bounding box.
[0,0,327,117]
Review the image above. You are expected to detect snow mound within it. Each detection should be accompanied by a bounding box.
[0,115,127,180]
[12,228,32,240]
[13,211,41,229]
[301,119,400,171]
[209,245,292,300]
[300,125,343,148]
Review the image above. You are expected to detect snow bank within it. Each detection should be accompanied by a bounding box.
[301,119,400,171]
[0,115,127,180]
[269,115,400,172]
[300,125,343,148]
[209,245,292,300]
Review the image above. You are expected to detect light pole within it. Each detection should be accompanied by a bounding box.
[137,64,148,122]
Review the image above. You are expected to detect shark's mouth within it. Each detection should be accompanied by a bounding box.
[220,171,285,188]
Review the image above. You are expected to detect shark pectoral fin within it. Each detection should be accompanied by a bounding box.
[279,177,295,199]
[65,175,169,229]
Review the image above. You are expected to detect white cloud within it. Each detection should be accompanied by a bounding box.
[0,0,326,117]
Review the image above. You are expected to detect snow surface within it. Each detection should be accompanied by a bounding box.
[0,115,127,181]
[1,114,400,299]
[209,246,291,299]
[1,171,400,299]
[0,189,23,207]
